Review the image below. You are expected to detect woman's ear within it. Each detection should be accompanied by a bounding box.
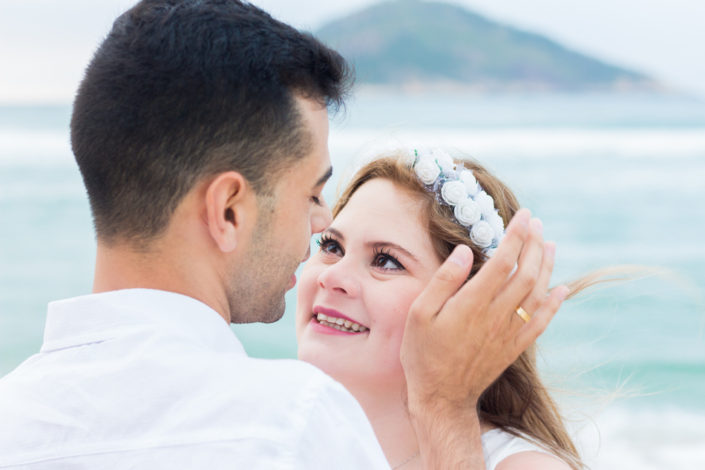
[204,171,252,253]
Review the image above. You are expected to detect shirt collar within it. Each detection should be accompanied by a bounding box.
[41,288,246,356]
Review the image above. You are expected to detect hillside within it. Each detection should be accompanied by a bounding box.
[315,0,659,92]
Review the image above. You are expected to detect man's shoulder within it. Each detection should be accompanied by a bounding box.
[215,355,352,405]
[0,352,386,468]
[233,356,333,385]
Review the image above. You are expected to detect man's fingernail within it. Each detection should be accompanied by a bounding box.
[449,245,471,267]
[557,286,570,301]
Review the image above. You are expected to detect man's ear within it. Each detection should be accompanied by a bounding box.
[204,171,252,253]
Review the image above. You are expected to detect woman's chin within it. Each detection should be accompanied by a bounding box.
[299,344,349,380]
[306,361,345,384]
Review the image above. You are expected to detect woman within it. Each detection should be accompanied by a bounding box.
[296,149,583,469]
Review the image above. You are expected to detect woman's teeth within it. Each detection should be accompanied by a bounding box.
[315,313,368,333]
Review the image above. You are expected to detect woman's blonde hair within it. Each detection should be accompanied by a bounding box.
[333,152,584,470]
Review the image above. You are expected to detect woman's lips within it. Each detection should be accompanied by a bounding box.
[308,316,367,335]
[310,306,369,334]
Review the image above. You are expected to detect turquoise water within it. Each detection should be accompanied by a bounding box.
[1,93,704,468]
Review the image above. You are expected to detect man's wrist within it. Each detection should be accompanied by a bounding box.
[408,398,485,470]
[408,399,480,429]
[406,390,479,420]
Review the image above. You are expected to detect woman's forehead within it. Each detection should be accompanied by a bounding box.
[334,179,431,244]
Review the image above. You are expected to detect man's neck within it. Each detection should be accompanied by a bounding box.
[93,240,231,324]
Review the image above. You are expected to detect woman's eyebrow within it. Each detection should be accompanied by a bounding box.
[326,227,345,240]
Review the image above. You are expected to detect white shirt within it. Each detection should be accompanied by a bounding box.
[482,428,557,470]
[0,289,390,469]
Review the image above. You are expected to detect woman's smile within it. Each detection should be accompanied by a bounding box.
[309,306,370,334]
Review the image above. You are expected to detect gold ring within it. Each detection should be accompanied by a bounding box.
[515,306,531,323]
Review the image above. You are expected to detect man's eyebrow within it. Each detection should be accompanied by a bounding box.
[313,166,333,188]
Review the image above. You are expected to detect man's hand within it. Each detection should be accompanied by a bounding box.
[400,208,568,469]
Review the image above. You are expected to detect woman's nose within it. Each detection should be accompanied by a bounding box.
[317,257,360,297]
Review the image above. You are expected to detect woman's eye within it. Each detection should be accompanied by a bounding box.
[317,236,343,257]
[372,251,404,271]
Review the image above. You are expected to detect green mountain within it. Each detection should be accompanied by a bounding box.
[315,0,658,91]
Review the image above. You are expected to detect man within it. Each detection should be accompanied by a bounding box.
[0,1,565,468]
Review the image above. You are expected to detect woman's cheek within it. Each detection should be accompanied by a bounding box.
[374,287,416,340]
[385,284,427,341]
[295,264,319,331]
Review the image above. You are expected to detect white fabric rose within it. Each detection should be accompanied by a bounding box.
[470,220,495,248]
[432,148,455,176]
[474,191,496,217]
[414,156,441,185]
[416,148,434,161]
[494,231,504,246]
[485,211,505,239]
[440,180,467,206]
[454,198,481,226]
[459,170,479,196]
[401,149,417,168]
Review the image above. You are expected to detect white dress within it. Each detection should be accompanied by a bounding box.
[481,428,557,470]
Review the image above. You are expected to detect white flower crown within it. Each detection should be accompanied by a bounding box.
[406,148,505,257]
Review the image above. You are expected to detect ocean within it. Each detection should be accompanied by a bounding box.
[1,92,704,468]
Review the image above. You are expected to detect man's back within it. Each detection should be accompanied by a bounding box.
[0,289,388,469]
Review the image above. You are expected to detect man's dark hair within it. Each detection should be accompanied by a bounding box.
[71,0,352,245]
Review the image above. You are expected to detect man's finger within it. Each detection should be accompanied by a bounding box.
[408,244,473,322]
[521,241,556,313]
[491,217,545,318]
[457,208,531,308]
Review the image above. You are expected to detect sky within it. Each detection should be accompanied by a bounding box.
[1,0,704,103]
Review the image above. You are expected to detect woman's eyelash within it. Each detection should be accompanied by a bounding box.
[317,234,343,256]
[373,247,405,271]
[316,235,404,271]
[317,233,334,247]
